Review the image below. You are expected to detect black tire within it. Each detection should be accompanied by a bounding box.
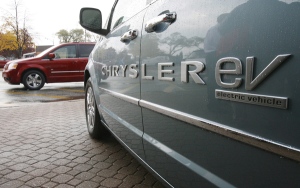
[85,78,109,138]
[22,70,45,90]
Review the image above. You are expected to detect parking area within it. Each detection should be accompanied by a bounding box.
[0,70,86,107]
[0,99,164,188]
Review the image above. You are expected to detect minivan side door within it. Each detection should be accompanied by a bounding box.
[45,44,80,82]
[92,0,150,159]
[141,0,300,187]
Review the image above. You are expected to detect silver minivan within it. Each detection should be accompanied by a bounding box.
[80,0,300,187]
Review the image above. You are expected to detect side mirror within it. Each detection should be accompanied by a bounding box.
[79,8,109,35]
[48,53,55,59]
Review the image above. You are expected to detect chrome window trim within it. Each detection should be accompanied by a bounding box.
[99,87,300,162]
[110,0,151,32]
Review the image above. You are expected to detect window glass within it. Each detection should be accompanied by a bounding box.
[53,45,76,59]
[79,44,95,57]
[111,0,150,29]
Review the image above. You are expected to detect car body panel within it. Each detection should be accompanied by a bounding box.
[83,0,300,187]
[47,57,81,82]
[140,0,300,187]
[91,5,149,160]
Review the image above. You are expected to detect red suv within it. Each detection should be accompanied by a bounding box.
[2,42,95,90]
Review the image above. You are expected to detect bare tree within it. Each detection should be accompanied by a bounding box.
[1,0,34,58]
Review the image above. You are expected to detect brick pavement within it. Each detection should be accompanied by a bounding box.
[0,100,165,188]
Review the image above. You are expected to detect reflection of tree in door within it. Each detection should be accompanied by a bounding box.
[159,32,204,63]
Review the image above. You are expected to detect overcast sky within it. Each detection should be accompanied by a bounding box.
[0,0,115,45]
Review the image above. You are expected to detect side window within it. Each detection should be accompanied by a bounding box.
[111,0,150,29]
[53,45,76,59]
[78,44,95,57]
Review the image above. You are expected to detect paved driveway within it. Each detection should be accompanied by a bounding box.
[0,100,164,188]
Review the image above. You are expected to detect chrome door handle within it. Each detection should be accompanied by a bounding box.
[120,29,138,43]
[145,12,177,33]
